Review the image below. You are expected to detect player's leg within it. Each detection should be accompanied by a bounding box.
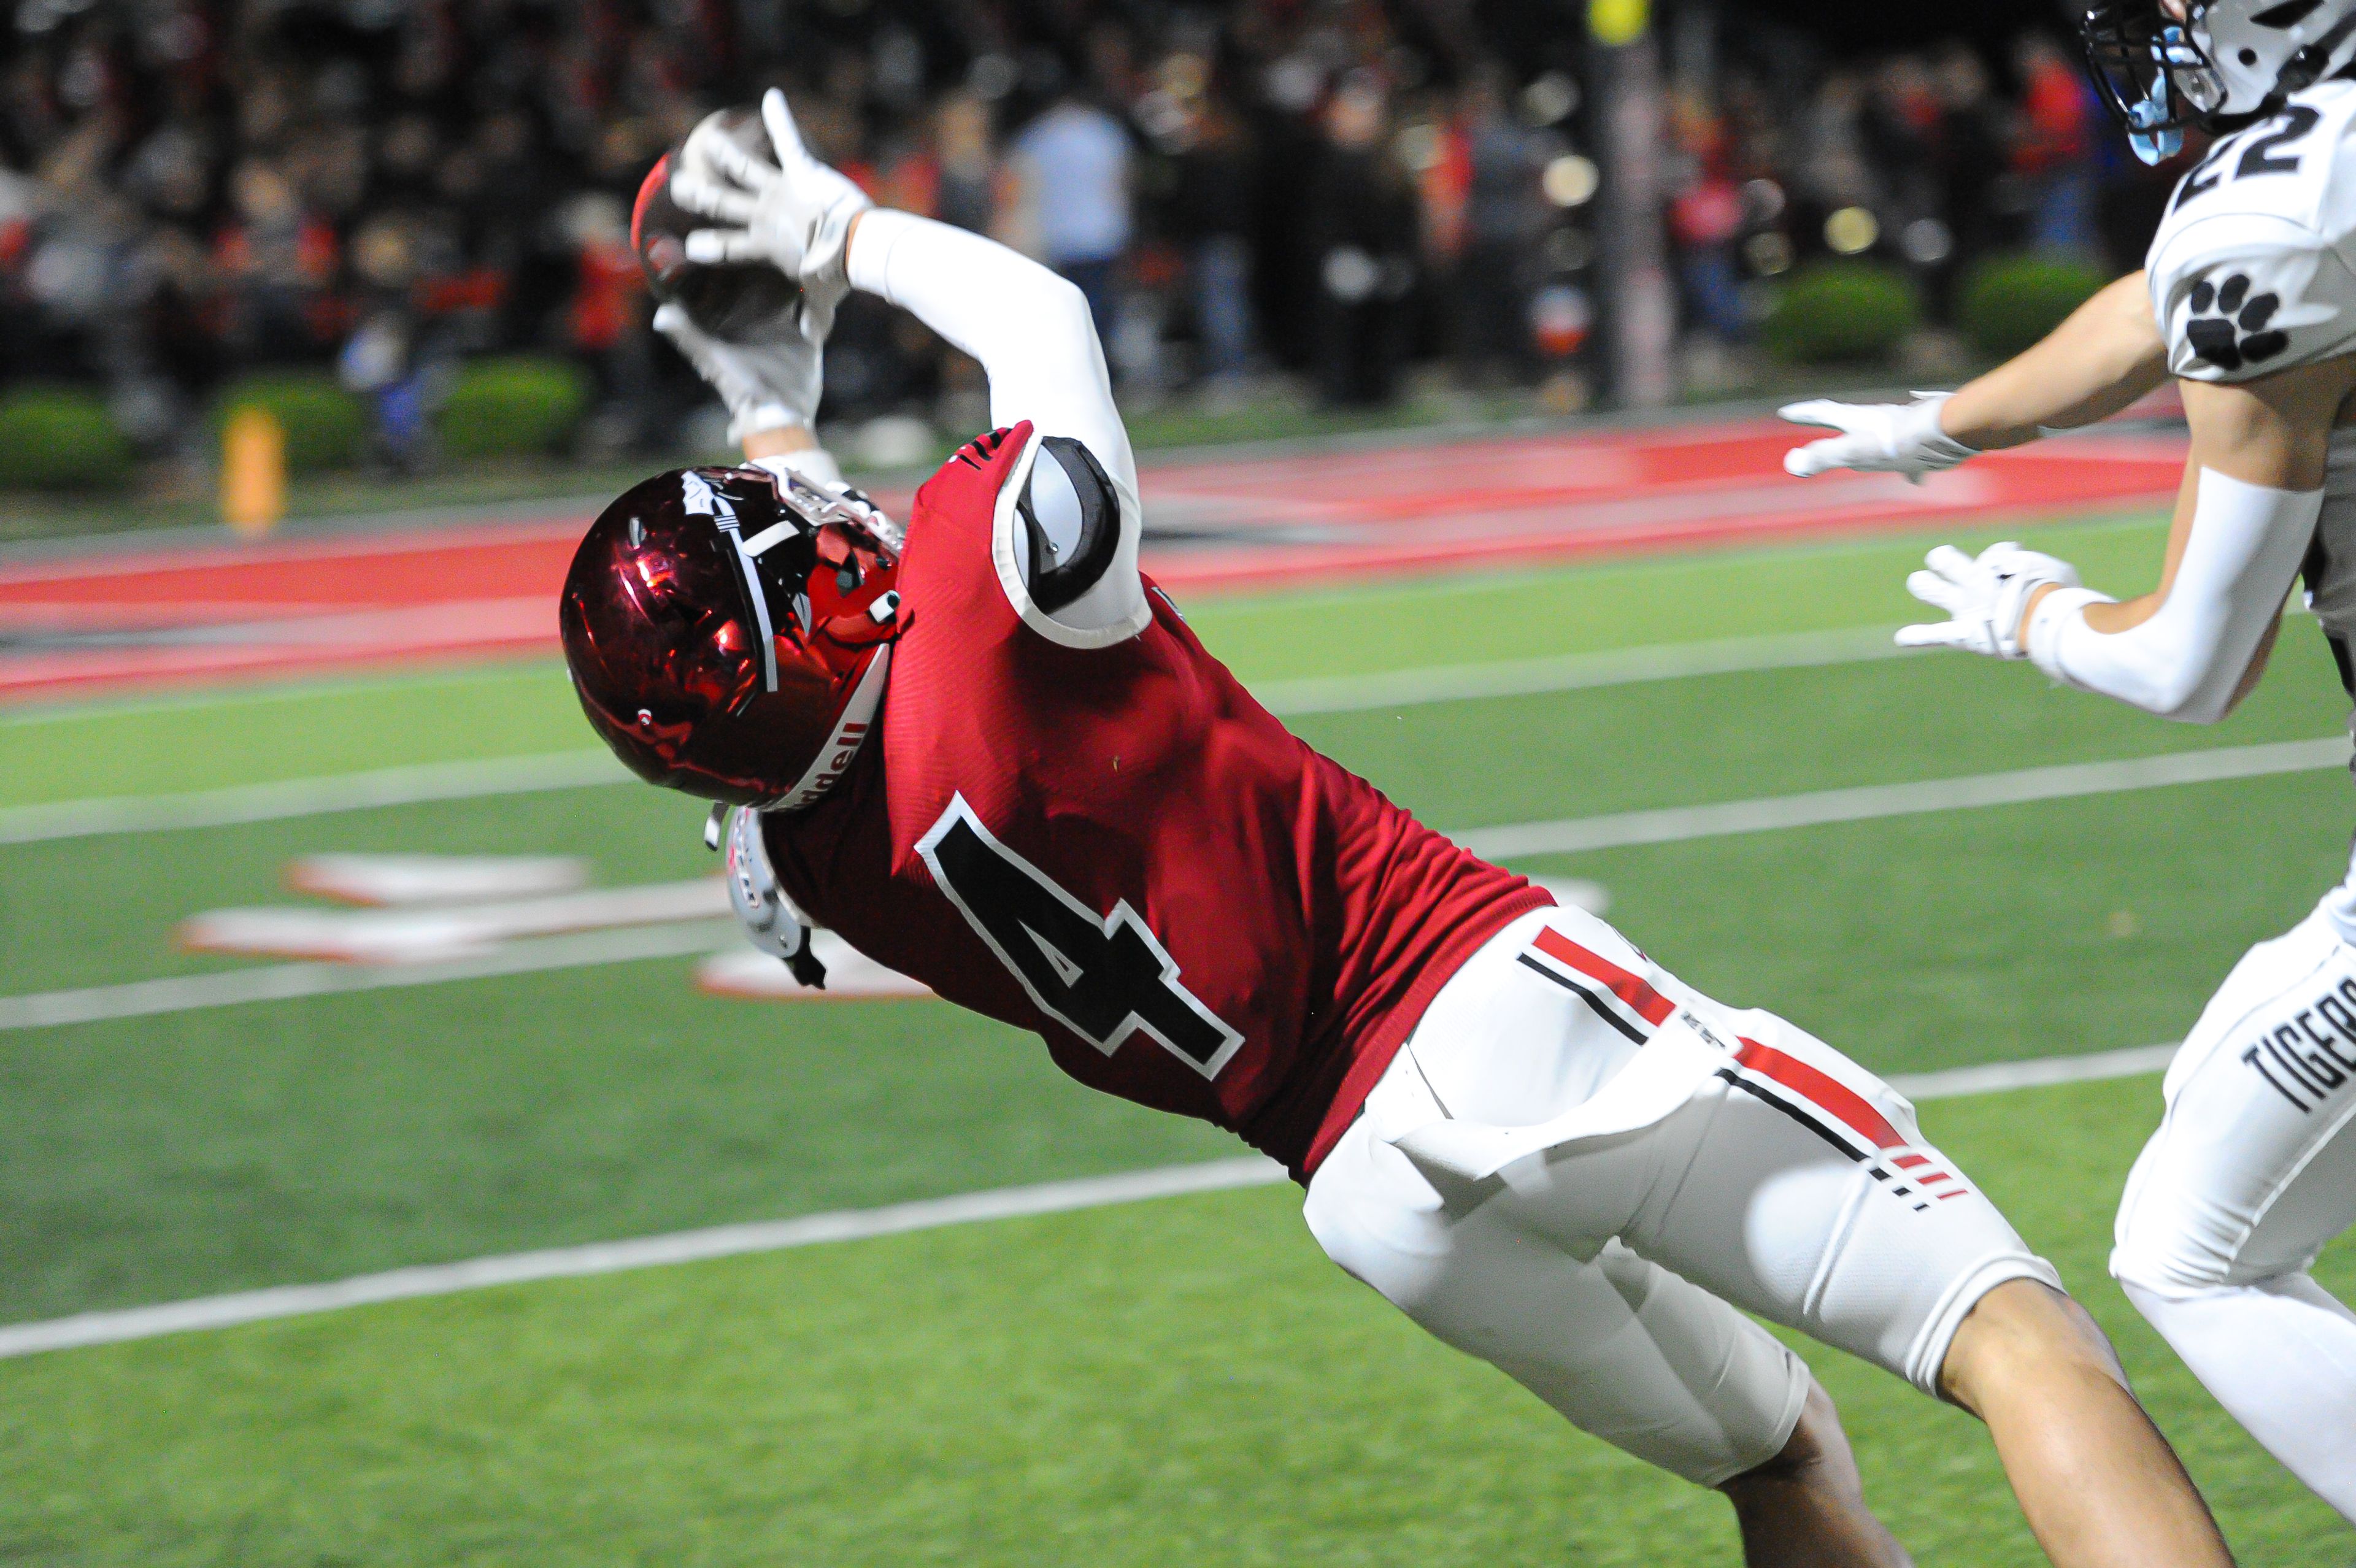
[1719,1378,1911,1568]
[2111,904,2356,1521]
[1937,1277,2228,1568]
[1607,1018,2230,1567]
[1555,1022,2232,1566]
[1388,905,2230,1567]
[1306,1108,1908,1566]
[2118,1274,2356,1517]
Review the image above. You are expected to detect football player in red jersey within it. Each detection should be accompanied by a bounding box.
[559,93,2235,1568]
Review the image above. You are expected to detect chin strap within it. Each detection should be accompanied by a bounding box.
[2128,94,2184,163]
[2129,25,2198,163]
[709,802,828,989]
[785,940,828,990]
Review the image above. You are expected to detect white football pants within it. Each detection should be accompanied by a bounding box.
[1305,905,2060,1487]
[2112,896,2356,1522]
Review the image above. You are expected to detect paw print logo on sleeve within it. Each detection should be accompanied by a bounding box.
[2184,273,2291,372]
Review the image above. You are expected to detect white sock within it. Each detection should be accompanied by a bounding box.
[2123,1274,2356,1523]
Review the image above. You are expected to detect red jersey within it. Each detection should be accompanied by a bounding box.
[763,426,1550,1178]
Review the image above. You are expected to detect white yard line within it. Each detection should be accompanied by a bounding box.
[0,628,1916,844]
[0,751,628,845]
[1253,627,1912,715]
[0,1041,2181,1362]
[0,923,735,1032]
[1455,737,2352,859]
[0,1158,1292,1359]
[5,739,2346,1032]
[0,661,568,729]
[7,625,2328,845]
[1889,1042,2182,1100]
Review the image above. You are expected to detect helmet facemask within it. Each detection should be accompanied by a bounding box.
[2084,0,2356,163]
[2083,0,2230,162]
[701,466,900,702]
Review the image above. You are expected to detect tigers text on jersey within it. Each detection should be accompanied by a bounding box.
[760,423,1552,1179]
[2149,79,2356,382]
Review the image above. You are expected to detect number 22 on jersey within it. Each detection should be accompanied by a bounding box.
[2176,104,2324,209]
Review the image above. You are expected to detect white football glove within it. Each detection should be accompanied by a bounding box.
[655,107,823,444]
[672,105,771,195]
[1897,541,2085,659]
[1780,393,1978,485]
[668,88,872,340]
[712,804,826,988]
[652,302,822,445]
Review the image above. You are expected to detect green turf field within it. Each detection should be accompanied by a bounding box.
[6,511,2355,1564]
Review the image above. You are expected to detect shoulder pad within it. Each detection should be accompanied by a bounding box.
[2150,86,2356,380]
[2160,85,2356,237]
[2150,212,2356,380]
[1010,434,1120,613]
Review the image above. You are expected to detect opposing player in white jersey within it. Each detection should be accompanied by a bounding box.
[633,90,2243,1568]
[1785,0,2356,1521]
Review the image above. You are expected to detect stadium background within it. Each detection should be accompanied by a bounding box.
[6,1,2352,1563]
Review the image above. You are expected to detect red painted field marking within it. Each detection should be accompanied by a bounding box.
[0,419,2184,704]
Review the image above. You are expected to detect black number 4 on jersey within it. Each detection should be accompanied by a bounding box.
[917,795,1247,1078]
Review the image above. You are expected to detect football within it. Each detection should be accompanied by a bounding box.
[631,107,804,339]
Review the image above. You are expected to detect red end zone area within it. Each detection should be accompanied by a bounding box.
[0,417,2185,704]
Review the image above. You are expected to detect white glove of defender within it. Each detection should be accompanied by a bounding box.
[1780,393,1979,484]
[1897,541,2086,659]
[715,804,826,988]
[669,88,872,340]
[652,302,822,445]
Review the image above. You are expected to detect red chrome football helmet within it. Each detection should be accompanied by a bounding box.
[560,464,903,809]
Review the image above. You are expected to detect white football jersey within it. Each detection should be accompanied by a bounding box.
[2149,80,2356,385]
[2149,82,2356,657]
[2314,429,2356,654]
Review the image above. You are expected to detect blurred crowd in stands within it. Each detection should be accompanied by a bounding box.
[0,0,2186,465]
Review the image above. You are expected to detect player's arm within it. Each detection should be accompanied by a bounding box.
[842,206,1149,642]
[1940,271,2170,448]
[672,90,1145,644]
[652,110,848,491]
[1889,361,2350,723]
[1781,271,2165,477]
[1896,196,2356,723]
[2012,361,2351,720]
[656,306,847,489]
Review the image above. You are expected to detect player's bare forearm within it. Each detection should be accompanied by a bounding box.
[1941,272,2168,450]
[1901,362,2344,721]
[742,425,820,461]
[2031,364,2351,636]
[1780,277,2157,477]
[1986,360,2351,724]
